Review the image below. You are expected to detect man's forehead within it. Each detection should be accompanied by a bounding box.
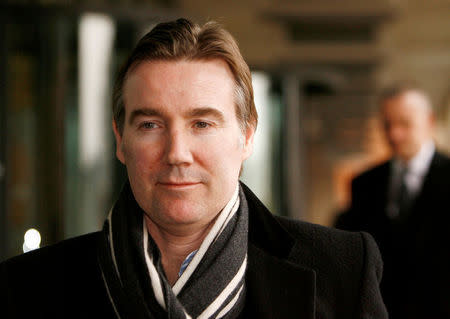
[383,90,432,113]
[125,58,233,84]
[125,59,233,93]
[380,95,435,131]
[122,59,237,120]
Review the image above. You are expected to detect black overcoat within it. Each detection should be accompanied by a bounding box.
[1,184,387,318]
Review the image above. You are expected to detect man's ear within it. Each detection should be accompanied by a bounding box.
[242,125,255,161]
[112,119,126,164]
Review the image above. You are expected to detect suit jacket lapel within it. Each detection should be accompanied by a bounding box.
[408,151,445,220]
[241,183,316,319]
[415,151,444,200]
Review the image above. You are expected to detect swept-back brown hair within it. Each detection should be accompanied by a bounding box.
[113,18,257,135]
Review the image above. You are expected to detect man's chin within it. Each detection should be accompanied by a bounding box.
[394,148,416,162]
[156,200,209,225]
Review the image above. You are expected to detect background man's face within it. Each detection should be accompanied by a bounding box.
[381,91,434,162]
[113,59,254,230]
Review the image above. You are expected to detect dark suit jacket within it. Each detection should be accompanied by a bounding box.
[336,151,450,319]
[1,184,387,318]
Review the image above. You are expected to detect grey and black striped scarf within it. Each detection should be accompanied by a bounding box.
[97,182,248,319]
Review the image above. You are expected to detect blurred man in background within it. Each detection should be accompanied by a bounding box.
[336,85,450,318]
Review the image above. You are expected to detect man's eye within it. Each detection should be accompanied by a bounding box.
[141,122,158,129]
[195,121,210,129]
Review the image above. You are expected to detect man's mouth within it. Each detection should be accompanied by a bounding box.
[157,181,201,189]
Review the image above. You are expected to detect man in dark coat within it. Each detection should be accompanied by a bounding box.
[1,18,387,318]
[336,85,450,318]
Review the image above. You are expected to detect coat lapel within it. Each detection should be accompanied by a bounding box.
[241,183,316,318]
[408,151,447,222]
[245,244,316,319]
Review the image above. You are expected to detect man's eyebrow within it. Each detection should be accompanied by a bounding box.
[128,108,162,125]
[187,107,225,122]
[127,107,226,125]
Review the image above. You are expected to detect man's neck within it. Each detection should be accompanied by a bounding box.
[396,140,435,169]
[144,216,215,285]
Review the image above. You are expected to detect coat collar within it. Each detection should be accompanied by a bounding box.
[240,182,294,258]
[240,182,316,319]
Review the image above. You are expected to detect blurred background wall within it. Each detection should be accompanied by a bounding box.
[1,0,449,261]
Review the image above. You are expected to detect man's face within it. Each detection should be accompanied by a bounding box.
[113,59,254,231]
[381,91,434,162]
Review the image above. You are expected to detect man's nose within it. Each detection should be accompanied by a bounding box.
[388,126,404,143]
[165,129,194,166]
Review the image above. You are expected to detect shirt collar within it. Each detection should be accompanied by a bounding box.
[393,140,435,176]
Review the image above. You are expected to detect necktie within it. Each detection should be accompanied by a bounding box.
[396,168,412,219]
